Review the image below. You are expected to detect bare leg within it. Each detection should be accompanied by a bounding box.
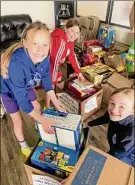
[10,111,24,142]
[10,100,40,142]
[31,99,41,130]
[10,100,41,157]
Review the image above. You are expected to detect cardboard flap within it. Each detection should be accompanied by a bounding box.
[128,168,134,185]
[65,145,132,185]
[107,72,134,89]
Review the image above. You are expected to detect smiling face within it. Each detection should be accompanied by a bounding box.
[108,92,134,122]
[65,26,80,42]
[23,29,50,63]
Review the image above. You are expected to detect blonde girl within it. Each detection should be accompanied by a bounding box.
[1,21,66,158]
[88,88,134,166]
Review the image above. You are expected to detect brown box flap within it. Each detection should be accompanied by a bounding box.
[107,72,134,89]
[128,168,134,185]
[65,145,132,185]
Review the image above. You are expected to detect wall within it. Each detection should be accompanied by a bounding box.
[76,1,134,45]
[1,1,55,29]
[77,1,108,22]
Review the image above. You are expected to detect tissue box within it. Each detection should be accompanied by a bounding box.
[36,109,83,151]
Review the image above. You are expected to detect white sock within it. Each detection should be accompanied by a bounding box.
[19,140,29,148]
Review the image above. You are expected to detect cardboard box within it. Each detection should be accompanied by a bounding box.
[24,128,89,185]
[57,83,103,121]
[128,168,134,185]
[31,141,80,175]
[36,109,83,151]
[24,142,63,185]
[102,72,134,108]
[65,145,133,185]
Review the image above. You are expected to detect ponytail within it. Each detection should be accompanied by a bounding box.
[1,42,23,78]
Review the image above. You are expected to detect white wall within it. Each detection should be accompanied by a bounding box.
[1,1,55,29]
[77,1,108,22]
[77,1,134,45]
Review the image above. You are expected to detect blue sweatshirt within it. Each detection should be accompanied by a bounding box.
[1,48,53,114]
[88,112,134,166]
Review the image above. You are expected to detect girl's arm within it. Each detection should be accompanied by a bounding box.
[67,43,85,81]
[47,90,67,112]
[29,109,55,134]
[67,45,81,74]
[114,124,134,157]
[88,111,110,127]
[41,58,67,112]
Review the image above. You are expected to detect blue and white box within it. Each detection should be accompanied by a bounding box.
[36,109,83,151]
[98,27,116,49]
[31,140,80,176]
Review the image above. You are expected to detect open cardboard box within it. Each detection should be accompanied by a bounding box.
[102,72,134,108]
[24,128,89,185]
[65,145,134,185]
[56,80,103,121]
[24,140,62,185]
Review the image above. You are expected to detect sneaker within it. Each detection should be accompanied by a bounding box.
[21,147,32,158]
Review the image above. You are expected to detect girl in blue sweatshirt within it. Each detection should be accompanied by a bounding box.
[1,21,66,158]
[88,88,134,166]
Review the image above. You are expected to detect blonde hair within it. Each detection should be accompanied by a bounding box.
[1,21,50,78]
[111,88,134,111]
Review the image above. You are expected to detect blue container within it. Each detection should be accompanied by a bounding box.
[98,27,116,49]
[31,140,80,177]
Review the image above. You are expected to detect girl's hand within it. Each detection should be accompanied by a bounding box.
[78,73,85,82]
[41,117,55,134]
